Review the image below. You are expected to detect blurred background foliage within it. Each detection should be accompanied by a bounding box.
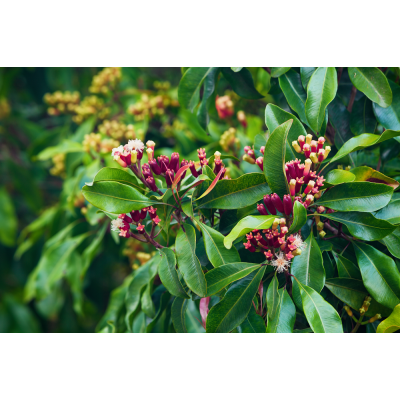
[1,67,399,332]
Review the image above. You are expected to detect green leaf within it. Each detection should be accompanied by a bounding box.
[205,263,261,297]
[300,67,316,90]
[206,266,266,333]
[292,231,325,292]
[288,201,307,234]
[231,67,243,72]
[321,211,396,241]
[196,172,270,210]
[374,199,400,225]
[315,182,393,212]
[266,275,296,333]
[377,304,400,333]
[36,139,83,161]
[351,166,399,190]
[171,297,189,333]
[332,252,361,279]
[224,215,276,249]
[221,67,263,100]
[382,228,400,259]
[92,167,146,193]
[324,169,355,186]
[279,69,308,125]
[197,68,220,129]
[350,96,377,135]
[196,220,240,268]
[330,130,400,164]
[353,241,400,309]
[157,248,189,299]
[0,187,17,247]
[141,283,155,318]
[271,67,291,78]
[325,277,389,318]
[263,119,293,198]
[265,104,306,162]
[305,67,338,132]
[348,67,392,108]
[178,67,216,111]
[373,80,400,131]
[296,280,343,333]
[240,307,266,333]
[82,181,158,214]
[175,224,207,297]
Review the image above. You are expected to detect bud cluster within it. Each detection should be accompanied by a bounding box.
[244,219,306,272]
[215,95,234,119]
[292,134,331,164]
[220,127,239,152]
[50,153,66,178]
[111,207,161,238]
[83,133,119,154]
[72,95,110,124]
[44,91,80,116]
[243,145,265,170]
[98,120,137,141]
[127,93,179,122]
[153,81,171,91]
[0,98,10,121]
[89,67,122,94]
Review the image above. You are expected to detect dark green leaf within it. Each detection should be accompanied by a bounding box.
[171,297,189,333]
[382,228,400,259]
[0,187,17,247]
[197,68,220,129]
[271,67,291,78]
[221,67,263,100]
[240,307,266,333]
[374,199,400,225]
[288,201,307,234]
[373,80,400,132]
[300,67,316,90]
[350,96,377,135]
[231,67,243,72]
[332,252,361,279]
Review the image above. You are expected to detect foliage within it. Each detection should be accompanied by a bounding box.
[2,66,400,333]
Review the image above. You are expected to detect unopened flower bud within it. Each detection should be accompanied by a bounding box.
[306,134,313,145]
[272,218,280,230]
[146,147,154,161]
[260,146,265,155]
[244,145,251,154]
[280,218,286,227]
[317,206,326,214]
[304,180,315,195]
[304,159,312,176]
[283,195,293,215]
[338,165,343,170]
[303,144,311,158]
[295,177,304,194]
[149,159,161,175]
[214,151,221,162]
[189,161,199,178]
[298,135,305,150]
[318,149,325,162]
[290,179,296,196]
[314,190,322,199]
[264,194,277,215]
[344,306,353,317]
[292,141,302,153]
[271,193,284,213]
[131,150,138,164]
[345,166,351,171]
[256,157,264,171]
[243,154,256,164]
[165,169,174,186]
[324,146,331,160]
[146,140,155,150]
[237,110,247,127]
[247,149,256,160]
[311,140,318,153]
[318,230,326,238]
[257,203,269,215]
[140,208,148,220]
[310,152,319,164]
[292,248,302,257]
[305,194,314,207]
[368,314,382,324]
[317,221,325,231]
[169,152,180,173]
[317,137,325,151]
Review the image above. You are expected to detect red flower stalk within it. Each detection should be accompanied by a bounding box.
[271,193,284,213]
[263,194,277,215]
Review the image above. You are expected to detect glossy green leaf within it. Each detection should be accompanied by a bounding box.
[206,266,266,333]
[197,68,219,129]
[325,278,389,318]
[157,248,189,299]
[300,67,316,90]
[196,173,270,210]
[93,167,146,193]
[348,67,392,108]
[353,241,400,309]
[263,119,293,198]
[351,166,399,189]
[221,67,263,99]
[315,182,393,212]
[382,228,400,259]
[279,69,308,125]
[324,169,355,186]
[175,224,207,297]
[350,96,377,135]
[332,252,361,279]
[330,130,400,164]
[171,297,189,333]
[0,187,17,247]
[196,220,240,268]
[205,263,261,297]
[265,104,306,162]
[141,283,156,318]
[82,181,158,214]
[224,215,276,249]
[321,211,396,241]
[296,280,343,333]
[231,67,243,72]
[288,201,307,234]
[373,80,400,132]
[305,67,337,132]
[178,67,216,111]
[377,304,400,333]
[241,307,266,333]
[271,67,291,78]
[374,199,400,225]
[266,275,296,333]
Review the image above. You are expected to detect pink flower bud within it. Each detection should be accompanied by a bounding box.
[142,164,153,179]
[140,208,148,220]
[257,203,268,215]
[289,179,296,196]
[256,157,264,171]
[158,155,169,173]
[295,177,304,193]
[303,143,311,158]
[283,195,293,215]
[317,206,326,214]
[305,195,314,207]
[271,193,284,213]
[180,159,189,180]
[298,135,305,150]
[311,140,318,153]
[189,161,199,178]
[169,152,180,173]
[197,148,207,161]
[244,146,251,154]
[264,250,273,260]
[304,159,312,176]
[244,241,256,252]
[153,216,161,225]
[137,223,145,233]
[247,149,256,160]
[149,159,162,175]
[304,180,315,195]
[131,210,141,222]
[148,206,158,219]
[165,169,174,186]
[317,137,325,151]
[318,149,325,162]
[264,194,277,215]
[260,146,265,155]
